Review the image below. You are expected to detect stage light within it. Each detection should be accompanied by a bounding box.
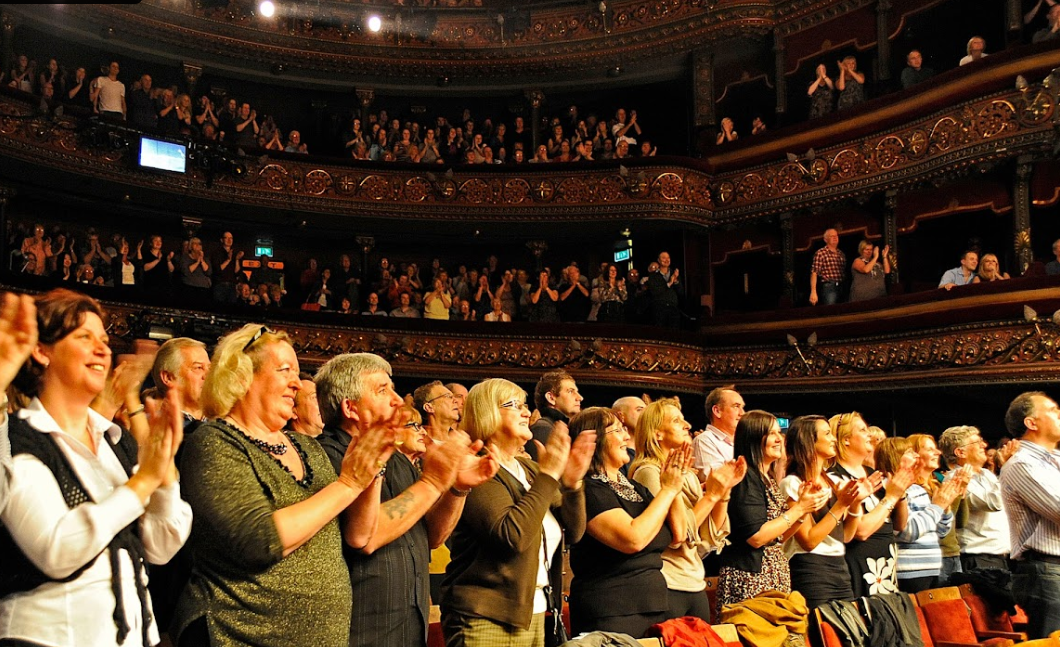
[367,15,382,32]
[258,0,275,17]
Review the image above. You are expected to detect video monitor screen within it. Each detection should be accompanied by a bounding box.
[139,137,187,173]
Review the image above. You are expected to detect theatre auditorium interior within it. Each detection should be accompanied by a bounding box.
[2,0,1060,643]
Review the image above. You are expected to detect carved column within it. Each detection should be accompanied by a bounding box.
[875,0,892,81]
[883,190,899,286]
[1014,158,1034,276]
[773,32,787,116]
[356,88,375,125]
[692,49,717,147]
[780,212,794,305]
[182,62,202,97]
[1,12,17,85]
[527,90,545,152]
[0,182,16,264]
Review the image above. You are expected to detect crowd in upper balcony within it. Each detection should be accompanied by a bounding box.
[3,54,660,166]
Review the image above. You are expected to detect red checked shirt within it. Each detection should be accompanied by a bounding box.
[812,246,847,282]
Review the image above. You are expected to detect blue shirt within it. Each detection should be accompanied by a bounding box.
[939,267,976,288]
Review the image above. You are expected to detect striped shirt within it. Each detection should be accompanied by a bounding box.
[895,484,952,579]
[1000,440,1060,560]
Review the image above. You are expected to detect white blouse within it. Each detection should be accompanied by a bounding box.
[0,399,192,646]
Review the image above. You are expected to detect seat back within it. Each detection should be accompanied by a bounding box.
[917,588,979,645]
[958,583,1015,633]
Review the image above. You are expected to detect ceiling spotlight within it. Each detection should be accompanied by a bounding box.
[258,0,275,18]
[367,15,382,32]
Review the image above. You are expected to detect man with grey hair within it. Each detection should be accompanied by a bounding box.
[315,353,496,647]
[694,385,745,480]
[413,381,460,444]
[150,337,210,427]
[939,425,1014,573]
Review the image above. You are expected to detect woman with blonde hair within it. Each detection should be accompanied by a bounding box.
[442,378,593,647]
[829,416,916,597]
[894,433,969,593]
[628,398,744,622]
[976,253,1010,282]
[173,324,394,647]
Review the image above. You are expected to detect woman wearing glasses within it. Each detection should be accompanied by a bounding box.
[172,324,394,647]
[568,406,698,637]
[441,378,594,647]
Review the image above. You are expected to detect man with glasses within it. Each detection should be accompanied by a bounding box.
[316,354,497,647]
[940,426,1015,574]
[526,370,583,460]
[413,381,461,444]
[1001,392,1060,639]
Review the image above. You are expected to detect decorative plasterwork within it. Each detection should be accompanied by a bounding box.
[89,296,1060,394]
[0,79,1055,226]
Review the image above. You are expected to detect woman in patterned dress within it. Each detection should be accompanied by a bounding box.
[828,415,916,598]
[717,411,829,611]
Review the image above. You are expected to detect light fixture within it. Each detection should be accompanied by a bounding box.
[258,0,275,18]
[367,15,382,32]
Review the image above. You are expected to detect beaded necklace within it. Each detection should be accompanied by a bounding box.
[220,418,314,489]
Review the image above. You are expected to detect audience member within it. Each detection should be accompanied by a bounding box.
[441,379,591,647]
[647,252,681,328]
[210,232,243,305]
[836,56,866,110]
[939,250,979,290]
[977,253,1010,282]
[900,50,935,89]
[127,74,157,130]
[694,385,745,479]
[179,237,212,297]
[316,353,494,647]
[91,61,126,120]
[1033,4,1060,42]
[849,240,890,302]
[960,36,988,65]
[630,400,743,622]
[1046,239,1060,275]
[939,425,1013,572]
[809,228,846,306]
[715,117,738,145]
[1001,391,1060,639]
[527,370,583,461]
[285,372,323,438]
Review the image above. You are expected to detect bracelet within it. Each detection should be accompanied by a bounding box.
[780,512,794,527]
[449,486,471,497]
[127,405,146,418]
[827,509,842,525]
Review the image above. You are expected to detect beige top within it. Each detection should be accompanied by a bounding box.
[631,464,730,592]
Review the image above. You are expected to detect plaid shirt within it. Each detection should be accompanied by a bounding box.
[812,246,847,282]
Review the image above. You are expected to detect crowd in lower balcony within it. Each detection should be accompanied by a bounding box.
[8,220,690,328]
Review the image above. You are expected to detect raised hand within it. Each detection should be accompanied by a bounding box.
[659,443,689,492]
[836,479,862,508]
[997,439,1020,465]
[703,456,747,499]
[933,474,963,509]
[339,425,397,492]
[562,425,596,488]
[535,420,572,482]
[0,293,37,394]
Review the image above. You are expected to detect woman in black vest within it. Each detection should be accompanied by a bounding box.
[0,288,191,647]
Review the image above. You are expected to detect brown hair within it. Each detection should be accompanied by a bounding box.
[15,289,105,398]
[569,406,621,475]
[874,437,909,474]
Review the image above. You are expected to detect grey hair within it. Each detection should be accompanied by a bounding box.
[151,337,207,396]
[938,425,980,466]
[314,353,393,429]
